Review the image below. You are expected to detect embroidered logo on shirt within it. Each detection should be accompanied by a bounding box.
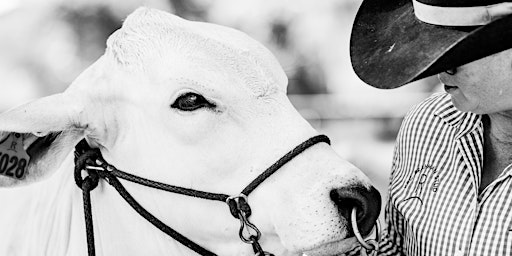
[401,164,438,205]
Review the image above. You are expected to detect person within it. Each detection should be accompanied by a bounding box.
[349,0,512,255]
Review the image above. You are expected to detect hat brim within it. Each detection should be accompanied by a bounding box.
[350,0,512,89]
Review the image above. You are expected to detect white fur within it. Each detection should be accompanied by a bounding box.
[0,8,372,256]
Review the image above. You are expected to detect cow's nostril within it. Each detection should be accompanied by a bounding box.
[330,185,382,237]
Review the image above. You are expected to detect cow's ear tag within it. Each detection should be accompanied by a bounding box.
[0,133,30,179]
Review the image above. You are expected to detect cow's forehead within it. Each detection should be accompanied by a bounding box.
[104,7,288,96]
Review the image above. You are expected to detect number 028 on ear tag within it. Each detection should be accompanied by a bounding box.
[0,133,30,179]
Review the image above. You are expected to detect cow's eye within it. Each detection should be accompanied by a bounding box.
[171,92,215,111]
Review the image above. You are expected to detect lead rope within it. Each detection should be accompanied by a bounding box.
[74,142,219,256]
[74,135,330,256]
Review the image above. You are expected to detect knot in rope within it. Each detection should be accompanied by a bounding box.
[74,147,101,192]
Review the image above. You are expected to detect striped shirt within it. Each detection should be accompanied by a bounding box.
[374,92,512,256]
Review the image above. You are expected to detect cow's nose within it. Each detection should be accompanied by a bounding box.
[330,185,382,237]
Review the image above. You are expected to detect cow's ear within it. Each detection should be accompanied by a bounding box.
[0,93,85,187]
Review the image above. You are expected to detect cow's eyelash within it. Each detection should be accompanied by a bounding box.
[171,92,216,111]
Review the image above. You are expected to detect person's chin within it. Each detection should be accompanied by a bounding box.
[449,95,474,113]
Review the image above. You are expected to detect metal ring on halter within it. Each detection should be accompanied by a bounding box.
[351,207,380,250]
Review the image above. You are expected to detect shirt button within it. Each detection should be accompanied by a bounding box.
[454,249,464,256]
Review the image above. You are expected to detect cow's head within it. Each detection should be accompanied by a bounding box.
[0,8,380,255]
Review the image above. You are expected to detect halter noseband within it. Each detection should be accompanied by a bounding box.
[74,135,330,256]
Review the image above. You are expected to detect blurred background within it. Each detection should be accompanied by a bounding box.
[0,0,443,220]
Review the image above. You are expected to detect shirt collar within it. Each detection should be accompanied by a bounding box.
[433,93,482,137]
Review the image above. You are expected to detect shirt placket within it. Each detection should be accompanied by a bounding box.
[478,164,512,203]
[463,166,512,255]
[455,129,483,256]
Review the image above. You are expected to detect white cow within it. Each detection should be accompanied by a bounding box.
[0,7,380,256]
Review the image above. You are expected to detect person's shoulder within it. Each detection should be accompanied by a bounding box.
[412,92,451,114]
[396,92,455,136]
[403,92,452,121]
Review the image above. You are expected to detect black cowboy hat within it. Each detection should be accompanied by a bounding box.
[350,0,512,89]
